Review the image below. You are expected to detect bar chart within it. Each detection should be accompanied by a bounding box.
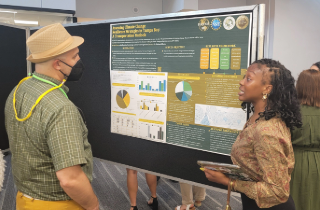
[140,100,164,112]
[138,72,167,92]
[139,123,165,141]
[139,99,166,120]
[139,80,166,91]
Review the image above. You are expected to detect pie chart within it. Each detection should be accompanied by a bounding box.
[116,90,130,109]
[175,81,192,101]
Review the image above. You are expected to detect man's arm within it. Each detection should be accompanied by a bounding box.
[56,165,99,210]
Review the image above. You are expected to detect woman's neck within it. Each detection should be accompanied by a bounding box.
[251,100,267,121]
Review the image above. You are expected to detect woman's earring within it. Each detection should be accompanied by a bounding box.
[262,93,268,101]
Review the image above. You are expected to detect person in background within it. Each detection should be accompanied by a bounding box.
[290,69,320,210]
[310,61,320,71]
[5,23,98,210]
[127,169,158,210]
[201,59,302,209]
[174,183,206,210]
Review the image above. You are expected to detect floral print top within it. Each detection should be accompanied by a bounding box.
[231,117,294,208]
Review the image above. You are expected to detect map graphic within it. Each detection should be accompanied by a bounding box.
[195,104,246,130]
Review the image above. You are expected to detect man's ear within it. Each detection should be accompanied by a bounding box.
[52,59,61,71]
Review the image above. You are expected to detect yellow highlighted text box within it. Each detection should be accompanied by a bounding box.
[139,92,165,97]
[139,119,164,125]
[112,111,136,116]
[112,83,135,87]
[168,75,200,80]
[138,73,166,76]
[210,48,219,69]
[211,75,241,79]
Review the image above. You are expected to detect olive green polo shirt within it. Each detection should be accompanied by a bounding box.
[4,72,93,201]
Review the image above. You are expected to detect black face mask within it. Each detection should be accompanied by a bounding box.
[59,59,85,81]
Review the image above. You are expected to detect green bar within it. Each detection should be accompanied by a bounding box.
[220,48,230,70]
[141,81,143,89]
[161,83,164,91]
[147,83,149,90]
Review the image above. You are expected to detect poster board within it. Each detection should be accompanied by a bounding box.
[110,12,252,155]
[0,24,28,151]
[29,5,263,188]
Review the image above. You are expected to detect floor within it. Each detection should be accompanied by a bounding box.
[0,153,243,210]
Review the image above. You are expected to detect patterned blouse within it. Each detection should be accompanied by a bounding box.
[231,117,294,208]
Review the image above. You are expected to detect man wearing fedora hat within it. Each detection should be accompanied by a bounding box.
[5,23,99,210]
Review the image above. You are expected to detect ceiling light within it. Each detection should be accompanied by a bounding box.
[0,11,17,14]
[14,20,38,25]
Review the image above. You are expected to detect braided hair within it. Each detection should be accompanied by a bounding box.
[241,59,302,130]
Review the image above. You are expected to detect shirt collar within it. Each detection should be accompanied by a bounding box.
[32,72,69,94]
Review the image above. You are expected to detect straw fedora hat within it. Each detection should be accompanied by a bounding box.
[27,23,84,63]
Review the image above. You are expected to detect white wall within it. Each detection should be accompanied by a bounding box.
[163,0,198,13]
[76,0,162,20]
[162,0,185,13]
[184,0,198,11]
[42,0,76,11]
[272,0,320,79]
[198,0,246,10]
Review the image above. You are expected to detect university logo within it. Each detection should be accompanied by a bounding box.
[198,18,210,31]
[223,16,236,30]
[211,18,221,31]
[236,15,249,30]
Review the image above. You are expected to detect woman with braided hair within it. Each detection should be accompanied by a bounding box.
[202,59,302,209]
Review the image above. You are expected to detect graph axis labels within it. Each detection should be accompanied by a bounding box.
[175,81,192,101]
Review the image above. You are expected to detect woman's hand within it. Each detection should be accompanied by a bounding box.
[203,168,230,186]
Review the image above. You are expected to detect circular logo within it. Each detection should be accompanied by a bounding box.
[236,15,249,29]
[198,18,210,31]
[211,18,221,31]
[223,16,236,30]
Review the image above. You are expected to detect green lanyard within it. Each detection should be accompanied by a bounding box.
[32,74,68,98]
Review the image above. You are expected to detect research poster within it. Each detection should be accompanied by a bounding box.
[110,12,252,155]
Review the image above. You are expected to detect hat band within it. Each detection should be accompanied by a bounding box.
[32,36,74,59]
